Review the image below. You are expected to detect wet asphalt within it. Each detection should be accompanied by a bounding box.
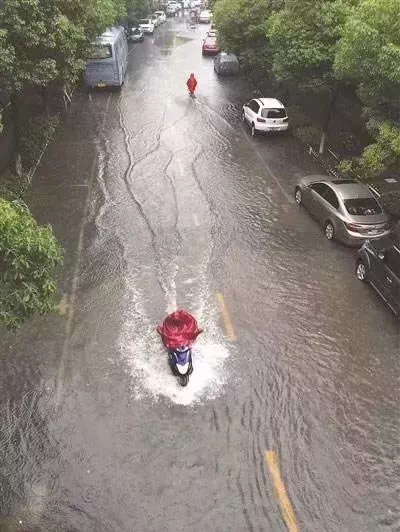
[0,15,399,532]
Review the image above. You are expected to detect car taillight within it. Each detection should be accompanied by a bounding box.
[345,222,364,232]
[257,117,266,123]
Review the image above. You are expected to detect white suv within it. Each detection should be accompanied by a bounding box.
[242,98,289,136]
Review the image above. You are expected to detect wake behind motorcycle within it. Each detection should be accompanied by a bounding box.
[158,310,203,387]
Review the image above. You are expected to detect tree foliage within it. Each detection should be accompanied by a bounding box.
[126,0,150,23]
[335,0,400,118]
[213,0,282,73]
[335,0,400,178]
[267,0,355,91]
[0,0,127,93]
[0,198,63,329]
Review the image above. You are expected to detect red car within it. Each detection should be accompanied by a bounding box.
[202,36,220,56]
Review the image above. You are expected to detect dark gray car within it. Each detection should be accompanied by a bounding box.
[295,175,392,245]
[356,238,400,316]
[214,53,239,76]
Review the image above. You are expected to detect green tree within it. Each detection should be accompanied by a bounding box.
[213,0,282,75]
[126,0,150,23]
[267,0,357,153]
[0,198,63,329]
[335,0,400,178]
[0,0,126,165]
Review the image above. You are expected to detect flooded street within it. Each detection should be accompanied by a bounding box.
[1,16,399,532]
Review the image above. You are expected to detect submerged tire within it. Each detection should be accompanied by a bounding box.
[356,260,368,283]
[295,187,302,205]
[179,374,189,387]
[324,221,335,241]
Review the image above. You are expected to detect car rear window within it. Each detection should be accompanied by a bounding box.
[91,44,112,59]
[261,108,286,119]
[344,198,382,216]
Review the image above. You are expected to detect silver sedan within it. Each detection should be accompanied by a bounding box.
[294,175,392,246]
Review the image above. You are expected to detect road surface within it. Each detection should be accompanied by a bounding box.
[0,15,399,532]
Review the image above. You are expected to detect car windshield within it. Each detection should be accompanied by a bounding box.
[140,19,150,23]
[344,198,382,216]
[90,44,112,59]
[132,28,140,33]
[261,108,286,119]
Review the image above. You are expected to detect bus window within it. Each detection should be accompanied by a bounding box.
[91,44,112,60]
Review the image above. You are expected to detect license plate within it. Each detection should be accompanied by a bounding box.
[97,83,106,88]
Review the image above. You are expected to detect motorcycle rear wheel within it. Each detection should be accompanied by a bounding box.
[179,374,189,387]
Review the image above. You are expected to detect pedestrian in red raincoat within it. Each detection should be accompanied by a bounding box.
[186,73,197,95]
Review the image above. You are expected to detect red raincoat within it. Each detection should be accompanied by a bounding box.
[186,74,197,94]
[157,310,203,349]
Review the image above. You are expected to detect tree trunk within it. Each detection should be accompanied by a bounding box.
[319,84,339,155]
[42,85,50,117]
[10,91,22,176]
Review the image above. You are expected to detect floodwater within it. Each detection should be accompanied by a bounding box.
[0,15,399,532]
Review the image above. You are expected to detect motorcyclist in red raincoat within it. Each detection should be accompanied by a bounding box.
[186,73,197,96]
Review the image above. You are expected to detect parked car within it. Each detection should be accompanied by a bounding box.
[129,27,144,42]
[242,98,289,135]
[149,14,160,27]
[167,4,177,16]
[206,29,217,37]
[356,238,400,316]
[199,9,211,23]
[202,35,220,55]
[294,176,392,245]
[214,52,239,75]
[154,11,167,23]
[139,19,155,34]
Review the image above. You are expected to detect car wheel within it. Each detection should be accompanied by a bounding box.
[324,221,335,241]
[356,260,368,283]
[295,187,302,205]
[251,123,256,136]
[241,110,246,122]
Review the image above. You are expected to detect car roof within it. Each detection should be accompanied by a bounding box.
[254,98,284,108]
[219,52,238,61]
[330,182,374,200]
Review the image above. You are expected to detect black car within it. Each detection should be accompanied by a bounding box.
[356,238,400,315]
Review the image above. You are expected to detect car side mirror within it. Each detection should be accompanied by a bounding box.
[378,251,385,260]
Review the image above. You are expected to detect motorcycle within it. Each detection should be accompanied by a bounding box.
[157,309,203,388]
[168,346,193,387]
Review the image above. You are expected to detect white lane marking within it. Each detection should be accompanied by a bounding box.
[88,92,92,102]
[177,159,184,176]
[193,213,200,226]
[55,92,112,406]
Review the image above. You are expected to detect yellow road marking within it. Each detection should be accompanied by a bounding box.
[216,292,237,342]
[265,451,299,532]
